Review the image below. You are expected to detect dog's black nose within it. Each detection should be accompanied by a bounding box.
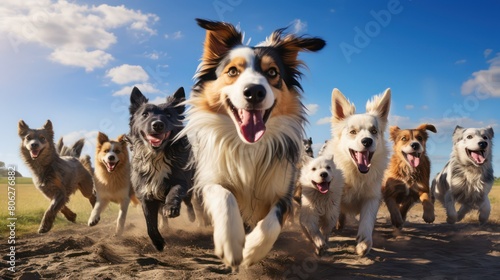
[478,141,488,149]
[152,121,165,133]
[361,138,373,148]
[243,84,266,104]
[320,172,328,178]
[30,143,39,149]
[411,142,420,150]
[108,155,115,161]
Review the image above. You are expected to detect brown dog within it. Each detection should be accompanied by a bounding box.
[382,123,437,229]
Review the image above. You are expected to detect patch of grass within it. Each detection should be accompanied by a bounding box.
[0,182,123,236]
[0,177,34,184]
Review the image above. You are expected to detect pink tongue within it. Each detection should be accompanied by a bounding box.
[239,109,266,143]
[407,153,420,168]
[316,182,330,194]
[146,132,170,147]
[107,162,117,172]
[470,151,485,164]
[30,150,40,158]
[355,151,370,173]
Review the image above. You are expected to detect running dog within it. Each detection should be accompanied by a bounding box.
[322,88,391,256]
[382,124,437,229]
[180,19,325,269]
[299,155,344,256]
[432,126,494,225]
[88,132,139,236]
[128,86,195,251]
[18,120,96,233]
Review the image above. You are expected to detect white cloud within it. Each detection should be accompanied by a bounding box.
[305,104,319,115]
[290,19,307,34]
[0,1,158,71]
[106,64,149,84]
[112,83,160,96]
[405,105,414,110]
[454,59,466,65]
[60,130,99,159]
[165,31,183,40]
[461,53,500,97]
[316,117,331,125]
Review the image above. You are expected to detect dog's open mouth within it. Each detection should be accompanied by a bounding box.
[312,180,330,194]
[104,160,119,172]
[227,99,275,143]
[349,149,374,174]
[144,131,171,148]
[404,152,421,168]
[29,148,43,160]
[466,149,486,165]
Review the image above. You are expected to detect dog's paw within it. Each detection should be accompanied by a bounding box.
[315,244,327,256]
[214,234,244,270]
[88,217,100,227]
[446,215,457,224]
[162,204,180,218]
[391,216,404,229]
[152,237,166,251]
[355,240,372,256]
[422,211,435,224]
[64,212,77,223]
[38,225,51,234]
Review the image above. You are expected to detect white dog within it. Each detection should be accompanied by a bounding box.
[299,155,344,256]
[432,126,494,225]
[322,88,391,256]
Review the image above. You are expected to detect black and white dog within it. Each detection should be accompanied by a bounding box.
[128,86,194,251]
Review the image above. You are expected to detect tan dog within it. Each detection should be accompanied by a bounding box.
[382,124,437,229]
[88,132,138,236]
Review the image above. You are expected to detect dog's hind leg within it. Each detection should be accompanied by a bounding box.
[183,190,196,223]
[39,191,68,233]
[242,196,290,267]
[78,179,96,208]
[115,197,130,236]
[142,200,165,251]
[444,192,458,224]
[419,191,435,223]
[88,199,109,227]
[202,184,245,271]
[300,207,326,256]
[385,197,404,229]
[61,205,77,222]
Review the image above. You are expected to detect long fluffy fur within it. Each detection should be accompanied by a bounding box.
[18,120,96,233]
[432,126,494,225]
[181,18,325,269]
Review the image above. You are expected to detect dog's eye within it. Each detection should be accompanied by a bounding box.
[227,67,239,77]
[115,149,121,154]
[312,167,316,171]
[104,149,109,153]
[349,130,357,135]
[401,137,407,141]
[326,166,331,170]
[142,112,149,118]
[467,135,473,139]
[416,136,423,141]
[40,136,45,141]
[371,129,378,135]
[266,67,278,79]
[26,135,32,141]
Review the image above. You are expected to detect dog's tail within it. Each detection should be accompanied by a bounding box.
[80,155,94,176]
[57,138,85,158]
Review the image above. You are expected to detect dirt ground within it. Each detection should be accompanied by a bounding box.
[2,202,500,280]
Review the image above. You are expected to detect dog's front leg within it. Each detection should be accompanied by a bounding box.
[142,200,165,251]
[444,191,458,224]
[164,184,184,218]
[356,197,380,256]
[242,200,287,267]
[116,196,131,236]
[202,184,245,271]
[300,205,326,256]
[39,191,67,233]
[419,190,435,224]
[477,197,491,225]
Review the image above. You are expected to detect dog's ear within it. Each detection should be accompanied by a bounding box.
[331,88,356,123]
[117,134,128,148]
[486,126,494,139]
[71,139,85,158]
[18,120,29,137]
[265,28,325,65]
[56,137,64,154]
[366,88,391,123]
[170,87,186,116]
[43,120,54,139]
[308,137,312,144]
[416,123,437,133]
[389,126,400,142]
[452,125,465,142]
[196,18,243,79]
[97,132,109,146]
[130,87,148,114]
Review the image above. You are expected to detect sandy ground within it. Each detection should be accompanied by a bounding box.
[2,202,500,280]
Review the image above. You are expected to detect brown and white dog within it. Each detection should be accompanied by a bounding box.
[180,19,325,269]
[382,124,437,229]
[88,132,138,236]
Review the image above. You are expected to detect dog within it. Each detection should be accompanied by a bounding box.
[18,120,96,233]
[382,124,437,229]
[299,155,344,256]
[321,88,391,256]
[180,18,325,269]
[432,126,494,225]
[87,132,139,235]
[303,137,314,158]
[128,86,195,251]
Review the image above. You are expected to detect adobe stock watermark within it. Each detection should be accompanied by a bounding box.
[213,0,243,21]
[6,165,18,273]
[282,256,318,280]
[340,0,404,63]
[8,8,50,54]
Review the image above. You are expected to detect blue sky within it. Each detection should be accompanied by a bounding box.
[1,0,499,177]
